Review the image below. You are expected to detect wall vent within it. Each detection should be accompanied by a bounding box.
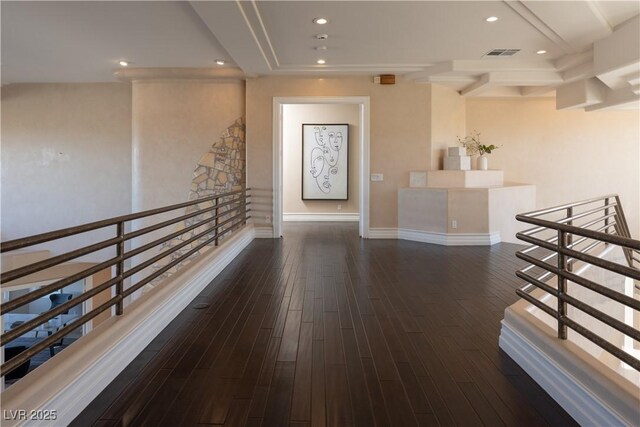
[484,48,521,57]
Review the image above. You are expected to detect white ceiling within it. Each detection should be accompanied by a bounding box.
[2,1,639,110]
[1,1,232,83]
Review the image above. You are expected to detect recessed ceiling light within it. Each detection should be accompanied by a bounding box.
[313,17,328,25]
[536,50,547,55]
[215,59,226,65]
[317,59,326,65]
[485,16,499,22]
[315,46,328,51]
[118,60,129,67]
[315,34,329,40]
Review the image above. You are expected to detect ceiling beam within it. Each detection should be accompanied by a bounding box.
[459,74,492,97]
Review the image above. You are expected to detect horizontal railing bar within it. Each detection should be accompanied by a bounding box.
[0,256,120,313]
[515,289,558,318]
[1,275,116,346]
[123,196,247,241]
[561,246,640,280]
[1,188,250,252]
[516,215,640,250]
[123,204,248,260]
[520,209,618,237]
[120,209,249,282]
[561,294,640,342]
[122,217,249,298]
[516,251,560,275]
[516,271,559,296]
[562,316,640,371]
[518,195,618,219]
[561,269,640,311]
[1,296,120,376]
[1,236,120,284]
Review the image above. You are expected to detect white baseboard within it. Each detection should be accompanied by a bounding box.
[0,225,256,427]
[254,226,274,238]
[283,213,360,222]
[399,228,500,246]
[499,307,637,427]
[368,228,398,239]
[369,227,499,245]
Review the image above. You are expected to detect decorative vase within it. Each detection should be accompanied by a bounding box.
[478,155,488,170]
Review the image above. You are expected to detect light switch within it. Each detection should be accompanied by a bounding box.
[371,173,384,182]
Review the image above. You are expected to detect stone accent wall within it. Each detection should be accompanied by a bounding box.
[151,117,246,282]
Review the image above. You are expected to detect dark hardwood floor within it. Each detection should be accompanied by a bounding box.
[73,222,577,427]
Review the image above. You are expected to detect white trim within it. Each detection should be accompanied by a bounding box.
[283,213,359,222]
[368,228,399,239]
[369,227,499,245]
[272,96,371,239]
[254,226,275,238]
[0,226,256,427]
[399,228,500,246]
[499,307,638,427]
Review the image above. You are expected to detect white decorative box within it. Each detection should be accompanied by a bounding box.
[447,147,467,157]
[409,171,427,187]
[444,156,471,171]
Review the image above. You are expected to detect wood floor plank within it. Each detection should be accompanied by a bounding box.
[75,224,578,427]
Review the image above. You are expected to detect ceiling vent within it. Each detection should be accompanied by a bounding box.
[484,48,520,57]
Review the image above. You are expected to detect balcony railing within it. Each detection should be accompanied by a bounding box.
[514,195,639,371]
[0,188,251,379]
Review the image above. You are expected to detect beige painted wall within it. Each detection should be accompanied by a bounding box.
[1,83,132,257]
[466,98,640,237]
[429,84,466,170]
[283,104,360,214]
[246,76,430,229]
[132,80,245,212]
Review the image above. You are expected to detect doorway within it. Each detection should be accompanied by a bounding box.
[273,97,370,238]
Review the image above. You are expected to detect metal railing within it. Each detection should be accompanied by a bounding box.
[515,195,639,371]
[0,188,251,378]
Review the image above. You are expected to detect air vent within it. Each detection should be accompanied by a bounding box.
[484,48,520,57]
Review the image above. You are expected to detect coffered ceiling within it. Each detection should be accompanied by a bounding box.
[2,1,639,110]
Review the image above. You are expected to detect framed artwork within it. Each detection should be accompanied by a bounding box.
[302,124,349,200]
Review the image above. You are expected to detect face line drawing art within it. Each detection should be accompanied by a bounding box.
[309,126,343,194]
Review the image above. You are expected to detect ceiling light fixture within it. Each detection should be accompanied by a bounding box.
[315,34,329,40]
[315,46,328,51]
[485,16,499,22]
[215,59,226,65]
[317,59,326,65]
[313,17,328,25]
[118,60,129,67]
[536,50,547,55]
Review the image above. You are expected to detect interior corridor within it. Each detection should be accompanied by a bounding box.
[74,222,577,426]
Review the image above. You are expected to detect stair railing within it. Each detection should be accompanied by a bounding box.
[514,195,639,371]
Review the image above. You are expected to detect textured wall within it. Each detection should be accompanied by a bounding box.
[1,83,132,258]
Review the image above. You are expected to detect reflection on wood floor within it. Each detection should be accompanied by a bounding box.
[74,222,577,427]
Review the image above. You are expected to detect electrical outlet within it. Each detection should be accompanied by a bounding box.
[451,219,458,229]
[371,173,384,182]
[337,204,342,211]
[265,215,271,224]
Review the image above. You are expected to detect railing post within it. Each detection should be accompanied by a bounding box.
[115,221,124,316]
[604,198,610,236]
[214,197,220,246]
[566,207,573,273]
[242,189,247,225]
[557,229,568,339]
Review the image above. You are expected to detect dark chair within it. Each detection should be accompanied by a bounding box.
[45,293,73,356]
[4,346,31,381]
[48,293,73,313]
